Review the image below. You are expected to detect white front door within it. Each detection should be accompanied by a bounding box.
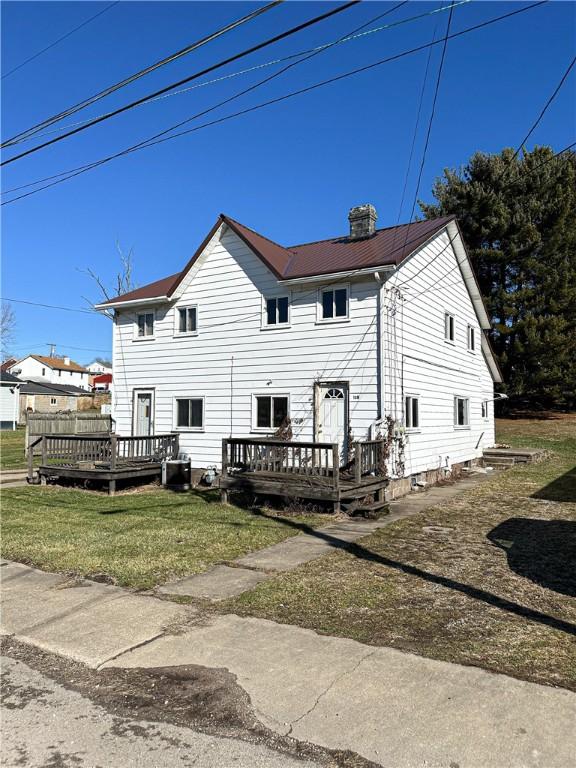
[134,391,153,435]
[317,385,347,461]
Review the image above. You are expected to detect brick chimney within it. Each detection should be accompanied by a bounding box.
[348,204,377,240]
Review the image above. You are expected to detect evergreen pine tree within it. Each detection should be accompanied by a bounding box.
[420,146,576,409]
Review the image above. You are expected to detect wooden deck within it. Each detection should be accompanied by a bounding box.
[219,437,389,515]
[28,434,179,494]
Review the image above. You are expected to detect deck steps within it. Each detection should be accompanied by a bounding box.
[342,498,389,520]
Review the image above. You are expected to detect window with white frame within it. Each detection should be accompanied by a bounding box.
[405,395,420,430]
[176,306,197,335]
[175,397,204,430]
[50,397,57,405]
[137,312,154,338]
[454,396,470,427]
[467,325,476,351]
[481,399,489,420]
[320,286,349,321]
[444,312,455,342]
[254,394,289,430]
[264,296,289,326]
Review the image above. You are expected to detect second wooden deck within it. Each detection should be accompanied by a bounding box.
[219,437,389,515]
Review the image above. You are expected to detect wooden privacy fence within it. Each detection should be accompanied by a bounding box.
[25,413,112,455]
[28,433,179,476]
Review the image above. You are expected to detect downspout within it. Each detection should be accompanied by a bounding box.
[374,272,384,423]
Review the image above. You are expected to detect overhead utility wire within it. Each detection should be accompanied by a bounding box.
[2,1,548,204]
[2,1,407,197]
[4,139,573,327]
[2,2,120,80]
[400,0,455,259]
[510,53,576,160]
[2,0,282,146]
[7,0,470,147]
[2,1,360,165]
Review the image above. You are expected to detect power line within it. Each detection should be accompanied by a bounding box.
[511,54,576,160]
[6,0,469,148]
[2,1,282,147]
[1,2,120,80]
[2,1,548,204]
[1,297,100,315]
[2,1,360,165]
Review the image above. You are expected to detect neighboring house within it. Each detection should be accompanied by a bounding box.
[87,360,113,375]
[1,358,18,373]
[96,206,501,481]
[92,373,112,392]
[8,355,89,390]
[18,381,85,424]
[0,371,21,430]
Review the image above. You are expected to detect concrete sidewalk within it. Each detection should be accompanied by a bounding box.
[2,558,575,768]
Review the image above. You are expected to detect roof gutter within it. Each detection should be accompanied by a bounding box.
[278,265,395,285]
[94,296,170,311]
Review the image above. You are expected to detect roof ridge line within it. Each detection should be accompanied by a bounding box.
[221,213,297,256]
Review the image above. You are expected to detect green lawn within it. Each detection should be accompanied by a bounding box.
[0,427,26,470]
[223,416,576,691]
[1,486,328,589]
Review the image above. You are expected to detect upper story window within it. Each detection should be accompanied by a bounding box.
[137,312,154,338]
[405,395,420,430]
[176,306,198,335]
[265,296,289,327]
[50,397,57,405]
[41,367,45,376]
[319,285,349,322]
[445,312,455,342]
[454,396,470,428]
[467,325,476,352]
[481,399,489,420]
[58,370,61,377]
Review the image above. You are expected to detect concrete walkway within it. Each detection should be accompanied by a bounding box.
[2,559,575,767]
[157,472,494,600]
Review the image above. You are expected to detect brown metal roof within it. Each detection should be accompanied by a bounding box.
[101,214,455,306]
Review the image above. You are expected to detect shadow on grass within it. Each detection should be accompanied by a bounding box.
[247,507,576,637]
[531,465,576,503]
[488,518,576,598]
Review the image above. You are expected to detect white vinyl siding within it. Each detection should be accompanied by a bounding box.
[111,229,379,466]
[111,225,496,475]
[383,228,495,476]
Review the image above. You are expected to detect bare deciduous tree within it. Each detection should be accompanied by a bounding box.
[1,302,16,357]
[81,241,136,319]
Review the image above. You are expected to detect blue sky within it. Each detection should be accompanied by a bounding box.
[2,0,574,364]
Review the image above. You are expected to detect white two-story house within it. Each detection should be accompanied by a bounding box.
[9,355,89,391]
[96,205,501,487]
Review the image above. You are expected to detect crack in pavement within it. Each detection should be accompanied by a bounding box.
[286,648,378,737]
